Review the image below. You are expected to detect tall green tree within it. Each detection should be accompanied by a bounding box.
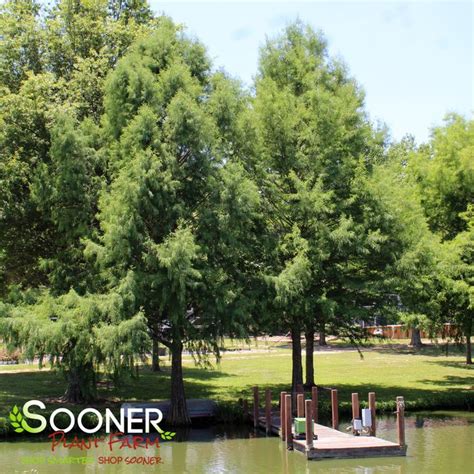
[370,143,442,349]
[409,115,474,363]
[87,21,261,424]
[438,208,474,364]
[253,22,400,390]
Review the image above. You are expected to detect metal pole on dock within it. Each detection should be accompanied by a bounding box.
[396,396,405,447]
[253,386,259,428]
[297,393,305,418]
[305,399,313,450]
[331,389,339,429]
[369,392,376,436]
[351,392,359,434]
[285,394,293,450]
[280,391,287,441]
[265,389,272,435]
[311,386,318,424]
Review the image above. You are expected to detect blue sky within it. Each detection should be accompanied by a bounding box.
[150,1,473,143]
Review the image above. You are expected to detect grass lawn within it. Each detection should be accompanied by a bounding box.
[0,343,472,421]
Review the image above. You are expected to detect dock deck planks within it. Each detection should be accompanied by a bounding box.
[255,413,407,460]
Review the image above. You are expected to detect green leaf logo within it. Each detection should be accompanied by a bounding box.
[9,405,24,433]
[160,431,176,440]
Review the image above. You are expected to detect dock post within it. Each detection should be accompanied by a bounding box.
[305,399,313,450]
[331,389,339,429]
[265,389,272,435]
[285,394,293,450]
[396,396,406,447]
[294,383,304,413]
[253,386,259,428]
[351,392,359,434]
[311,386,318,424]
[369,392,376,436]
[297,393,305,418]
[280,391,287,441]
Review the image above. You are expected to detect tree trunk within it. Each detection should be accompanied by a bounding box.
[410,328,423,349]
[319,324,327,346]
[152,337,161,372]
[63,364,95,403]
[304,329,315,387]
[168,340,191,426]
[466,319,472,365]
[291,326,303,392]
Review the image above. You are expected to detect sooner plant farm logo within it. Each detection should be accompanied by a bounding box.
[8,400,176,439]
[9,404,33,433]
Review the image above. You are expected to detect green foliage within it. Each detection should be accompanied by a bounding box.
[0,0,160,296]
[81,20,263,422]
[1,4,472,410]
[0,0,43,91]
[367,153,442,323]
[403,115,474,361]
[31,114,102,294]
[0,73,64,292]
[412,114,474,240]
[253,21,399,345]
[0,287,150,401]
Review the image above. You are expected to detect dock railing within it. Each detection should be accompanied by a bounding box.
[247,385,406,447]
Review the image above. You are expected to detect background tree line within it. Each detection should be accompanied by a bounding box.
[0,0,472,425]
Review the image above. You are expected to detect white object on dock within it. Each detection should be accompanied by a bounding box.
[362,408,372,427]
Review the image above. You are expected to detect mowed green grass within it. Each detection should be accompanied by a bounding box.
[0,344,472,415]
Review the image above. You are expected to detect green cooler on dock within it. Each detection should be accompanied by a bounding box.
[294,417,314,435]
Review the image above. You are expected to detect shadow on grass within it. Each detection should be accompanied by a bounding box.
[108,365,233,403]
[371,343,467,358]
[0,370,66,412]
[417,374,474,387]
[426,359,474,369]
[237,377,474,416]
[0,365,233,414]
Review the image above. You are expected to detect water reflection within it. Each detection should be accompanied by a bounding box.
[0,412,472,473]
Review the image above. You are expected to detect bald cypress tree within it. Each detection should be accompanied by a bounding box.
[253,22,402,390]
[88,20,260,424]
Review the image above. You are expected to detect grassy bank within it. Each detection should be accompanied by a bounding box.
[0,342,472,434]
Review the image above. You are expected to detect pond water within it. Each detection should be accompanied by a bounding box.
[1,412,472,473]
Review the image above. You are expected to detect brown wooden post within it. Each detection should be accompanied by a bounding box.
[351,392,359,433]
[331,389,339,429]
[311,386,318,424]
[280,391,287,440]
[305,399,313,450]
[297,393,305,418]
[369,392,376,436]
[396,396,406,447]
[294,383,304,413]
[285,394,293,450]
[253,386,259,428]
[265,389,272,435]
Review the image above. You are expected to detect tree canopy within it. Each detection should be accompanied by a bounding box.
[0,3,472,433]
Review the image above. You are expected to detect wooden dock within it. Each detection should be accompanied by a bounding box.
[249,387,407,460]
